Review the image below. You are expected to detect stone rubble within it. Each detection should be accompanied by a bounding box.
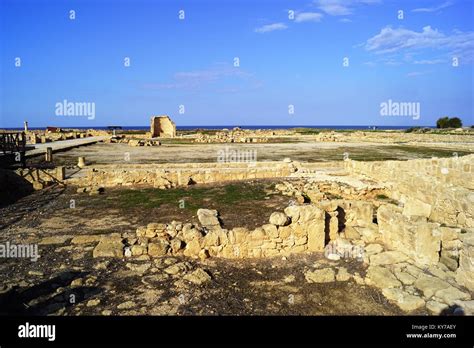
[53,154,473,315]
[83,181,473,314]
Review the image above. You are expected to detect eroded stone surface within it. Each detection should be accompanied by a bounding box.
[305,268,336,283]
[365,266,401,289]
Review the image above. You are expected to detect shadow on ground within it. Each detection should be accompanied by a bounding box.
[0,271,103,315]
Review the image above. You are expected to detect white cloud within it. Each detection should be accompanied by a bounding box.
[339,18,352,23]
[407,71,430,77]
[255,22,288,33]
[384,59,402,66]
[315,0,380,16]
[414,59,446,64]
[412,1,453,13]
[142,63,259,90]
[364,26,474,60]
[294,12,323,23]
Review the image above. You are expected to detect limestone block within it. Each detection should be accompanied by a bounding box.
[306,220,325,251]
[439,255,458,272]
[247,239,263,249]
[248,227,266,241]
[181,228,203,243]
[93,239,124,258]
[305,268,335,283]
[439,226,461,243]
[181,239,200,257]
[136,227,147,237]
[269,212,289,226]
[131,245,147,256]
[170,239,184,254]
[402,197,432,218]
[434,287,471,305]
[369,251,409,266]
[339,200,374,227]
[316,200,339,212]
[249,249,262,258]
[426,300,448,315]
[365,243,384,256]
[145,229,157,238]
[262,249,280,257]
[343,226,360,241]
[147,223,166,233]
[278,225,292,239]
[197,209,221,228]
[455,232,474,291]
[284,205,300,223]
[393,269,416,285]
[148,240,170,257]
[71,235,102,244]
[336,267,351,282]
[328,212,339,241]
[290,223,307,238]
[183,269,211,285]
[297,205,324,223]
[202,231,221,247]
[262,224,279,238]
[294,237,307,246]
[413,274,450,299]
[355,224,380,243]
[382,288,425,312]
[377,204,440,265]
[365,266,401,289]
[231,227,249,244]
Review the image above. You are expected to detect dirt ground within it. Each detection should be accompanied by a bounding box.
[33,141,474,166]
[0,181,417,316]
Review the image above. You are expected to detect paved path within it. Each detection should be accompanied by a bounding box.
[25,136,108,157]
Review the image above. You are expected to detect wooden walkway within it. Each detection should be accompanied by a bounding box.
[25,136,108,157]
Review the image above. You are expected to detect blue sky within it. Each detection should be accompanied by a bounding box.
[1,0,473,127]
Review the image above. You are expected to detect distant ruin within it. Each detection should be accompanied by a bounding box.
[150,115,176,138]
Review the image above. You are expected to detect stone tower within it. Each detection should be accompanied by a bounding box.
[150,115,176,138]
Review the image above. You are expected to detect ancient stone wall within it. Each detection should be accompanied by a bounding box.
[24,129,105,144]
[11,167,66,190]
[89,197,474,304]
[119,205,328,260]
[317,131,474,145]
[150,115,176,138]
[345,155,474,228]
[377,204,442,265]
[67,162,294,188]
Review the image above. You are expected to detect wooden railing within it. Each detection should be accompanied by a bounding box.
[0,132,26,167]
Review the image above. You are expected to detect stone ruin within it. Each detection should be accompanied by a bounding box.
[150,115,176,138]
[89,196,473,314]
[194,129,270,143]
[86,154,474,314]
[128,139,161,147]
[25,129,105,144]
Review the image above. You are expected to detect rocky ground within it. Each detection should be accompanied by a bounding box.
[0,182,412,316]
